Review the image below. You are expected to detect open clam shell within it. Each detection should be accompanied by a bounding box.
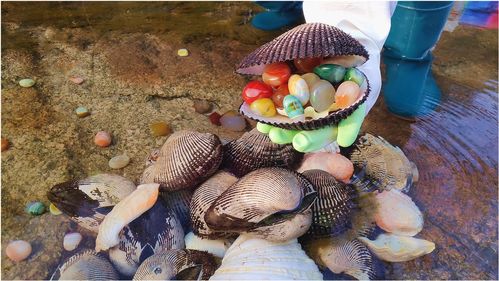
[222,128,303,177]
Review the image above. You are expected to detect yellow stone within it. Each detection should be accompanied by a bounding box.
[49,203,62,215]
[250,98,276,117]
[177,48,189,57]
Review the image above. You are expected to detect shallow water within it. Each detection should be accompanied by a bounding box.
[1,2,498,280]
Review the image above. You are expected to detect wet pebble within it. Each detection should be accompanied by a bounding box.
[49,203,62,215]
[26,201,45,216]
[2,138,9,152]
[209,112,222,126]
[6,240,31,262]
[69,77,84,84]
[19,78,35,88]
[94,131,112,147]
[109,154,130,169]
[149,121,171,137]
[177,48,189,57]
[220,112,246,131]
[193,100,213,114]
[75,106,90,118]
[63,232,83,251]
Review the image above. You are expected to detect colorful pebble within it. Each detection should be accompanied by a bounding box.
[149,121,171,137]
[177,48,189,57]
[109,154,130,169]
[26,201,45,216]
[220,113,246,131]
[293,57,322,73]
[19,78,35,88]
[94,131,112,147]
[69,77,84,84]
[335,81,361,109]
[75,106,90,118]
[2,138,9,152]
[282,95,304,119]
[272,84,289,108]
[250,98,277,117]
[262,62,291,87]
[242,81,273,104]
[344,68,365,86]
[49,203,62,215]
[6,240,31,262]
[314,64,346,84]
[63,232,83,251]
[301,73,320,92]
[310,79,335,112]
[288,74,310,105]
[193,100,213,114]
[209,112,222,126]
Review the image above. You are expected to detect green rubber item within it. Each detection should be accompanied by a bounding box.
[337,103,366,147]
[256,122,273,134]
[292,126,338,153]
[268,127,299,144]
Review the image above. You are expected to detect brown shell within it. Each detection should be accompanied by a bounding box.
[301,170,357,239]
[152,131,223,191]
[190,171,239,239]
[236,23,368,75]
[221,128,303,177]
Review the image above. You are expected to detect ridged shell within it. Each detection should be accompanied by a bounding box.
[210,234,323,280]
[301,170,357,239]
[236,23,368,75]
[348,134,418,192]
[47,174,136,233]
[222,128,303,177]
[57,250,119,280]
[190,171,239,239]
[359,234,435,262]
[374,189,423,236]
[133,249,219,280]
[159,189,194,233]
[205,168,316,242]
[305,238,382,280]
[152,131,223,191]
[108,200,185,277]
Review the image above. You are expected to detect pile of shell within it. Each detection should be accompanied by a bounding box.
[47,129,432,280]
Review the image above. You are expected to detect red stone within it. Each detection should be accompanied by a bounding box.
[241,81,273,104]
[272,84,290,108]
[293,57,323,73]
[209,112,222,126]
[262,62,291,87]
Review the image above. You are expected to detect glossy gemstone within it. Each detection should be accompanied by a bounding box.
[293,57,322,73]
[310,79,336,112]
[344,68,365,86]
[250,98,277,117]
[272,84,289,108]
[283,95,304,119]
[288,74,310,105]
[313,64,346,84]
[242,81,274,104]
[262,62,291,87]
[301,73,320,92]
[335,81,361,109]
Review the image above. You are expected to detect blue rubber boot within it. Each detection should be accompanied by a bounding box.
[251,1,303,31]
[382,1,453,117]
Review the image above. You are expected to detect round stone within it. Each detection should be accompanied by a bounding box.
[19,78,35,88]
[75,106,90,118]
[177,48,189,57]
[109,154,130,169]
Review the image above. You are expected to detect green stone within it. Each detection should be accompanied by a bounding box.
[344,68,365,86]
[313,64,346,84]
[75,106,90,118]
[26,201,46,216]
[19,78,35,88]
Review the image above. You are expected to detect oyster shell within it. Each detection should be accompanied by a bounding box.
[47,174,136,233]
[222,128,303,177]
[133,249,219,280]
[359,233,435,262]
[190,171,239,239]
[152,131,223,191]
[205,167,316,242]
[374,189,423,236]
[55,250,119,280]
[210,234,323,280]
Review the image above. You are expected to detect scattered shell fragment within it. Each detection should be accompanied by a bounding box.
[26,201,46,216]
[63,232,83,251]
[6,240,32,262]
[359,234,435,262]
[19,78,35,88]
[193,100,213,114]
[149,121,171,137]
[298,152,354,183]
[94,131,112,147]
[75,106,90,118]
[69,77,84,84]
[177,48,189,57]
[58,250,119,280]
[2,138,10,151]
[49,203,62,215]
[184,232,231,258]
[108,154,130,169]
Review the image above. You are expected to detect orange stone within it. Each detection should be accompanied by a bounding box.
[94,131,112,147]
[1,138,9,152]
[149,122,171,137]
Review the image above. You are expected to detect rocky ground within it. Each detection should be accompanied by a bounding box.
[1,2,497,280]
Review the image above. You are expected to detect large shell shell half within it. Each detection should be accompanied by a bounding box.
[359,233,435,262]
[210,234,323,280]
[133,249,219,280]
[222,128,303,177]
[374,189,423,236]
[205,168,316,242]
[56,250,119,280]
[152,131,223,191]
[47,174,136,233]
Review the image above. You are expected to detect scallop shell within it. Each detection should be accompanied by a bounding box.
[305,238,382,280]
[205,167,316,242]
[133,249,219,280]
[210,234,323,280]
[190,171,239,239]
[152,131,223,191]
[184,232,231,258]
[301,170,357,239]
[348,134,418,192]
[358,234,435,262]
[109,200,185,276]
[159,189,194,233]
[47,174,136,233]
[374,189,423,236]
[56,250,119,280]
[221,128,303,177]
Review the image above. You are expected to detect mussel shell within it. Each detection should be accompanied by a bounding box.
[159,189,194,233]
[47,174,136,233]
[152,131,223,191]
[221,128,303,177]
[133,249,220,280]
[56,250,119,280]
[190,171,239,239]
[301,170,357,239]
[109,200,185,276]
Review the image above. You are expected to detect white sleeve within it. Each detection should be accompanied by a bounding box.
[303,1,396,114]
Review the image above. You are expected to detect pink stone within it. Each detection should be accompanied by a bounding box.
[69,77,84,85]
